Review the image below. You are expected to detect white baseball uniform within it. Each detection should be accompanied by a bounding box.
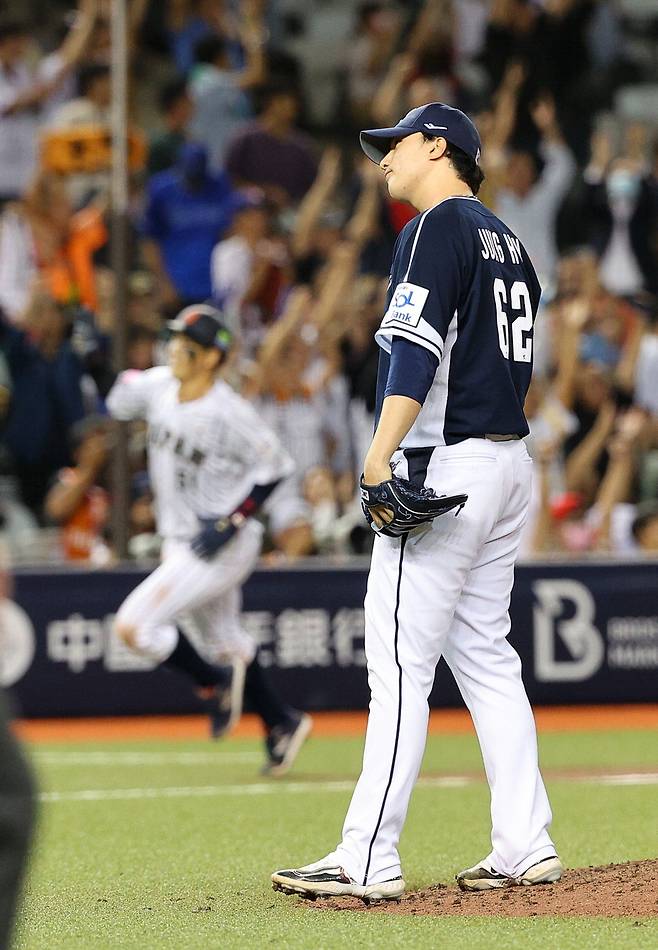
[106,367,294,664]
[329,197,557,885]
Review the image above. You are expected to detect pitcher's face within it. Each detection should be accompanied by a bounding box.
[379,133,439,203]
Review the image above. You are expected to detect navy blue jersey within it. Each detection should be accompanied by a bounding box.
[374,196,541,447]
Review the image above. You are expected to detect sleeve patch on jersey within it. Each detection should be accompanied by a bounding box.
[381,282,429,330]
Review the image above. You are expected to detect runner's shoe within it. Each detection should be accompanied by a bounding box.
[262,711,312,776]
[196,657,246,739]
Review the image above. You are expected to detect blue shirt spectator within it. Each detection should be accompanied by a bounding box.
[143,144,242,302]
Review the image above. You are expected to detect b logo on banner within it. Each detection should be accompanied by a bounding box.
[532,579,605,682]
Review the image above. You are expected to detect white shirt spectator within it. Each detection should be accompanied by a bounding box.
[496,142,575,284]
[210,234,253,331]
[0,207,34,321]
[453,0,490,63]
[598,199,645,296]
[586,502,638,556]
[40,52,73,123]
[0,61,52,196]
[634,333,658,416]
[189,67,251,170]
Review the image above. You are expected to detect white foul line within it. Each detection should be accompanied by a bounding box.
[37,772,658,804]
[590,773,658,786]
[38,781,357,803]
[32,751,260,767]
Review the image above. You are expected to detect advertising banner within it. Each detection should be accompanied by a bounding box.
[3,561,657,717]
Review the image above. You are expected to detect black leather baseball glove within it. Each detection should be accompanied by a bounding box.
[360,474,468,538]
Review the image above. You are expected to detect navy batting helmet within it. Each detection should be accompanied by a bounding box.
[168,303,233,354]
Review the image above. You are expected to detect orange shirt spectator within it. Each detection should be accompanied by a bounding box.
[57,468,110,561]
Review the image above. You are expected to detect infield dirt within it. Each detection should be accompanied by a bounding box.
[313,860,658,918]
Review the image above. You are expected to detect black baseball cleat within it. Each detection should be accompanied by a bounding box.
[196,657,246,739]
[456,855,563,891]
[271,855,405,904]
[261,711,312,776]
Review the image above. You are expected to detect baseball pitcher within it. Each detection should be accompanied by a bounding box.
[272,103,562,899]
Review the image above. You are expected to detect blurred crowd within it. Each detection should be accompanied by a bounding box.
[0,0,657,565]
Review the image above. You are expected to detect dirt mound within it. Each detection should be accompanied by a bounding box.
[314,860,658,918]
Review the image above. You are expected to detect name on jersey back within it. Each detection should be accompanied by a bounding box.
[478,228,523,265]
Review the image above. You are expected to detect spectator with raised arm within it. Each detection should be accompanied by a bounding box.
[592,409,649,555]
[44,414,111,563]
[291,147,343,262]
[255,287,316,557]
[495,95,575,283]
[166,0,233,76]
[347,2,403,124]
[581,126,657,296]
[476,60,525,209]
[370,52,418,127]
[188,13,267,170]
[0,1,98,203]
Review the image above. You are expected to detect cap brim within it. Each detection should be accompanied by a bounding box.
[167,317,187,332]
[359,126,415,164]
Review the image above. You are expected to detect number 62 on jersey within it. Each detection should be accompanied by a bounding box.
[493,278,533,363]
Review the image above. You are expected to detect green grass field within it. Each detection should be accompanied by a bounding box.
[15,726,658,950]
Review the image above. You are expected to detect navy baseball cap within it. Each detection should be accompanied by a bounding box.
[168,304,232,353]
[360,102,481,165]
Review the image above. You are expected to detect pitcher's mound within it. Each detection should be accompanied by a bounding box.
[314,860,658,918]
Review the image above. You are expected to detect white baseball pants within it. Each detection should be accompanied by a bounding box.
[115,522,263,665]
[334,438,556,884]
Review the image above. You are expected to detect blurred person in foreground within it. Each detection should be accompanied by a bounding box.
[107,304,311,774]
[0,539,36,950]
